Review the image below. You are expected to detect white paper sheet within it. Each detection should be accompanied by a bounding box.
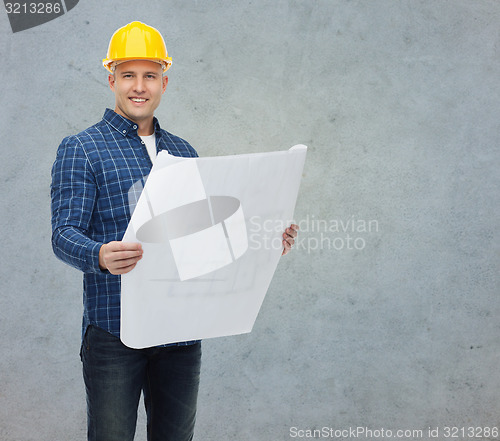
[121,145,307,348]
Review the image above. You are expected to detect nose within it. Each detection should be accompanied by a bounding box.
[133,77,145,93]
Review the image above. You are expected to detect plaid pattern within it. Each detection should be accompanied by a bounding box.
[51,108,198,344]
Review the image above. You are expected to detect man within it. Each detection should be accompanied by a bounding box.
[51,21,298,441]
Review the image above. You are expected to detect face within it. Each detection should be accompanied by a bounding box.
[108,60,168,132]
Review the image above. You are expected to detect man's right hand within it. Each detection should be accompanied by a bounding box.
[98,241,143,275]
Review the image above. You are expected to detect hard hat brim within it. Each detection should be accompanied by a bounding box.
[103,57,172,73]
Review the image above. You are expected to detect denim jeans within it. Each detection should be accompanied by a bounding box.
[81,325,202,441]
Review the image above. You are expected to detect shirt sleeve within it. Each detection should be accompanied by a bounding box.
[51,135,104,274]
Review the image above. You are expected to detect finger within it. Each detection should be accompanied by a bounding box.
[283,232,296,246]
[109,249,144,262]
[121,242,143,252]
[108,262,139,275]
[111,254,142,268]
[108,255,142,271]
[107,241,143,253]
[282,241,291,255]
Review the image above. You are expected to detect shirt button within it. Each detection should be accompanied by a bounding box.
[133,125,137,129]
[141,141,145,144]
[122,130,126,134]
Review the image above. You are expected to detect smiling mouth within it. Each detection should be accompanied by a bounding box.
[130,98,147,103]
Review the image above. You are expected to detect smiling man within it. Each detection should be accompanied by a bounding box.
[109,60,168,135]
[51,21,298,441]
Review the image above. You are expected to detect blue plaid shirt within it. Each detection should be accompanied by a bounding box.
[51,108,198,344]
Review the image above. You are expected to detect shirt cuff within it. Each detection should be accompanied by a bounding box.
[86,241,107,274]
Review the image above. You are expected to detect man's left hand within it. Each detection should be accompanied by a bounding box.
[282,224,299,256]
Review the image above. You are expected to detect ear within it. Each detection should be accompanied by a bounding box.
[162,75,168,94]
[108,74,116,91]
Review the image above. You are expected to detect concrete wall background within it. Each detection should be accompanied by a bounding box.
[1,1,499,440]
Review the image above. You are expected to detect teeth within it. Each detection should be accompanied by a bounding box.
[131,98,146,102]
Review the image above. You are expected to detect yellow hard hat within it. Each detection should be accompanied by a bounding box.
[103,21,172,73]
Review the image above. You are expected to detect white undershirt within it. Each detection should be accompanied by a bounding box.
[140,133,157,164]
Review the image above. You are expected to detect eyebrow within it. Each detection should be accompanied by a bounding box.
[120,71,160,75]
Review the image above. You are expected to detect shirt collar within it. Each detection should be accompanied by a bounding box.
[102,108,162,137]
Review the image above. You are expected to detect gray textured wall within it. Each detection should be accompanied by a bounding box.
[1,1,499,440]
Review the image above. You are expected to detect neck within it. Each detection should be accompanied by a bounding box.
[136,120,154,136]
[113,107,155,136]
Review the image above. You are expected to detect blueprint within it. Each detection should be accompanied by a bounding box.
[121,145,307,348]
